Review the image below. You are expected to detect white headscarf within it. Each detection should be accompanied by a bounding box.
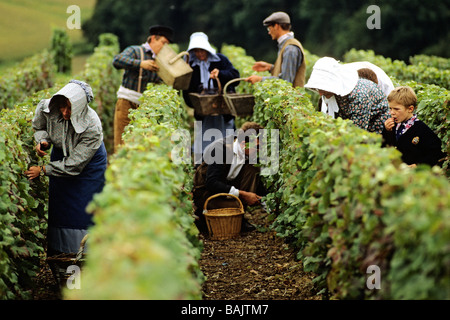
[187,32,220,89]
[344,61,395,96]
[305,57,359,96]
[42,80,94,134]
[305,57,359,118]
[38,80,99,157]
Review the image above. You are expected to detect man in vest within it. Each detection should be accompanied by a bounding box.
[246,11,306,87]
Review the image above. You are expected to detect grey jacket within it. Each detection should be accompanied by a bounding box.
[32,80,103,177]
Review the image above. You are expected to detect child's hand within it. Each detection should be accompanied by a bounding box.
[384,118,395,131]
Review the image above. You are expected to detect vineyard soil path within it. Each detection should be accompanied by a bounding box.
[32,208,321,300]
[199,207,321,300]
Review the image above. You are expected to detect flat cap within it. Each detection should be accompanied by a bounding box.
[263,11,291,26]
[149,25,174,43]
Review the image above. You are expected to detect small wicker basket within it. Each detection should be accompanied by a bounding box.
[203,193,244,240]
[189,77,228,116]
[223,78,255,117]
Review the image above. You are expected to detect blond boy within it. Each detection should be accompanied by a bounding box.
[382,86,445,167]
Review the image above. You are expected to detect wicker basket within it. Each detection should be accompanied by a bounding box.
[189,77,229,116]
[46,234,88,288]
[203,193,244,240]
[155,44,193,90]
[223,78,255,117]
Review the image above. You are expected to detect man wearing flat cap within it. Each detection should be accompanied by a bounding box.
[112,25,174,152]
[246,11,306,88]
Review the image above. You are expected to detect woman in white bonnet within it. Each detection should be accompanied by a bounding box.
[182,32,240,165]
[305,57,390,134]
[25,80,107,257]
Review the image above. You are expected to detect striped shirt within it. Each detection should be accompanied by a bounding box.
[112,44,162,93]
[263,34,303,84]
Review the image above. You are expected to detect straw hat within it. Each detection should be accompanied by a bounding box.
[187,32,216,55]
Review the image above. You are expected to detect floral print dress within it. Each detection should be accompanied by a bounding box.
[335,78,390,134]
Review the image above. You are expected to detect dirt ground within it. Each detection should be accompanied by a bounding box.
[199,208,322,300]
[32,259,62,300]
[32,208,322,300]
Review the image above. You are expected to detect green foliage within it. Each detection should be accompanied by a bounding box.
[0,34,124,299]
[0,88,58,299]
[409,54,450,70]
[77,33,122,155]
[223,44,321,107]
[83,0,449,63]
[343,49,450,172]
[298,0,449,61]
[0,0,95,62]
[98,33,120,51]
[221,44,262,94]
[249,74,450,300]
[65,84,203,299]
[50,28,73,74]
[406,81,450,172]
[0,50,55,111]
[382,167,450,299]
[344,49,450,89]
[2,33,447,300]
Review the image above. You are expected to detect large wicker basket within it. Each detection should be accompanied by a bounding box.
[155,44,193,90]
[203,193,244,240]
[189,78,255,116]
[189,77,228,116]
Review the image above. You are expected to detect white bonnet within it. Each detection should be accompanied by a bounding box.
[187,32,216,55]
[305,57,358,96]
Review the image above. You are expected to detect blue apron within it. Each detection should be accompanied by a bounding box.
[48,142,107,230]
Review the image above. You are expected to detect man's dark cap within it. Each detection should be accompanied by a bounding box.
[149,25,174,42]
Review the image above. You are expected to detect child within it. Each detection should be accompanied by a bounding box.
[382,86,445,167]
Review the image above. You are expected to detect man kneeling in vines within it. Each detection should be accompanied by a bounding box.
[192,122,267,233]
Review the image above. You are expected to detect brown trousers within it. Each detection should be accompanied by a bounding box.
[113,98,139,153]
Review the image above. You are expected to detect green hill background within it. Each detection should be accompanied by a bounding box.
[0,0,95,68]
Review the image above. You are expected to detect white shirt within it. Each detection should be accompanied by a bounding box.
[227,139,246,197]
[277,32,294,45]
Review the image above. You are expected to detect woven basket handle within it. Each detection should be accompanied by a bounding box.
[75,234,89,263]
[223,77,246,116]
[204,193,244,213]
[223,77,245,94]
[206,76,222,95]
[169,51,190,65]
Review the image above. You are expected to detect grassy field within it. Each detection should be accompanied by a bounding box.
[0,0,96,65]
